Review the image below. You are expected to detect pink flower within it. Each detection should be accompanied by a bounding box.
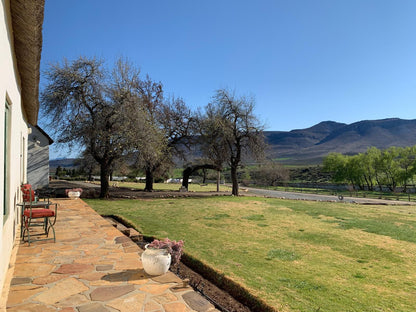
[147,238,184,266]
[65,188,83,195]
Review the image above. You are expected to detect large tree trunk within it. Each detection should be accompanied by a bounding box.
[181,164,219,191]
[231,165,239,196]
[144,168,154,192]
[182,167,193,190]
[88,169,93,181]
[217,170,220,192]
[100,162,111,198]
[202,169,207,184]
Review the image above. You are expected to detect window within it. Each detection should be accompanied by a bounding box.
[21,136,25,184]
[3,100,10,219]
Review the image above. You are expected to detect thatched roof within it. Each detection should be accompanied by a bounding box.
[10,0,45,126]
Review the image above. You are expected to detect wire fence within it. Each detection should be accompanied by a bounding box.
[261,184,416,202]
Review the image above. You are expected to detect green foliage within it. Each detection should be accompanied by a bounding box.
[323,146,416,191]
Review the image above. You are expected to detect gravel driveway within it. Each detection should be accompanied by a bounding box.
[49,180,415,205]
[243,186,415,205]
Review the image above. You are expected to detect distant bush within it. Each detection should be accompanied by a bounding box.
[250,161,289,186]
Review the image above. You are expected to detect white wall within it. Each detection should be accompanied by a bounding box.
[28,126,50,189]
[0,0,29,292]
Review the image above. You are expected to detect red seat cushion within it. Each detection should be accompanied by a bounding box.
[24,209,55,218]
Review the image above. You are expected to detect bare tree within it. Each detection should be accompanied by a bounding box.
[128,74,167,191]
[41,57,140,198]
[183,110,230,192]
[201,88,266,196]
[77,151,99,181]
[159,95,196,156]
[132,110,171,191]
[132,83,196,191]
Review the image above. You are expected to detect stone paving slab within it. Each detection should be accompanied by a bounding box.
[2,198,220,312]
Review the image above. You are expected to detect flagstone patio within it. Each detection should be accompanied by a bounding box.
[1,198,218,312]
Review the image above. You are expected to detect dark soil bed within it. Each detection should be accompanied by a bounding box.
[175,262,251,312]
[45,180,231,199]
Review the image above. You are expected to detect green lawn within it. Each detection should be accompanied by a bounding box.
[85,196,416,311]
[111,181,231,193]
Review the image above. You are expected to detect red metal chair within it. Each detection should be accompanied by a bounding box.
[20,184,57,245]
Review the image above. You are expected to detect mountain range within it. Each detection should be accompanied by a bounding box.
[50,118,416,168]
[265,118,416,165]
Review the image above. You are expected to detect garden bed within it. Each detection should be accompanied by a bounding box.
[106,216,253,312]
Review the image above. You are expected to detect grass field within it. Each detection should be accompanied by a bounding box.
[86,196,416,311]
[105,181,231,193]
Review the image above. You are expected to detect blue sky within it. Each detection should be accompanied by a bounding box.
[39,0,416,158]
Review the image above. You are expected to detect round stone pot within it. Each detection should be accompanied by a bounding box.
[67,191,81,199]
[141,246,171,275]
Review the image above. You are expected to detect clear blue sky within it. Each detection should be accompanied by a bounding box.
[39,0,416,158]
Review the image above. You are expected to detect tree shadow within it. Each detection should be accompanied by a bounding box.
[101,269,149,282]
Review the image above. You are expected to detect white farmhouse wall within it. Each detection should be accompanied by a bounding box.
[0,0,29,293]
[28,126,51,189]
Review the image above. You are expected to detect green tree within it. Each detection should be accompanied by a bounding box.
[380,147,401,191]
[323,153,348,182]
[362,147,382,191]
[345,155,364,189]
[396,146,416,191]
[55,166,62,177]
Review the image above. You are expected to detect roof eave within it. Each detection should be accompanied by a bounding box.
[10,0,45,126]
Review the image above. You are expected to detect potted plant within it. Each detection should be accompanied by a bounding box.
[141,238,184,275]
[65,188,83,199]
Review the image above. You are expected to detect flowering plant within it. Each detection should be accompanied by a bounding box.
[65,188,83,196]
[147,238,184,267]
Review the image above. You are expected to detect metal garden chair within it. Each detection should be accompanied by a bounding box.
[20,184,57,245]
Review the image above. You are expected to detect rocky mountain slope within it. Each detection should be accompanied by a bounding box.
[265,118,416,165]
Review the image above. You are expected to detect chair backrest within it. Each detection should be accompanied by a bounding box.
[21,184,35,202]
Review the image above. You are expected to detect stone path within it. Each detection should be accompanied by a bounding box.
[2,199,219,312]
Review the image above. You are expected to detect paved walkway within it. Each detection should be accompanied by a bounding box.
[1,199,218,312]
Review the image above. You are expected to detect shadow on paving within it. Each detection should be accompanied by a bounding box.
[3,198,220,312]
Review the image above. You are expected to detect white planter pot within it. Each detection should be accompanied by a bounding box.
[141,246,171,275]
[68,191,81,199]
